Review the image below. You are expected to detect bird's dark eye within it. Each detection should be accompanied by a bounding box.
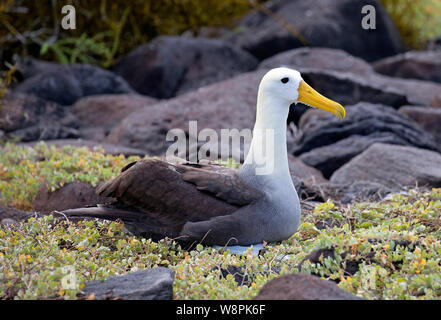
[281,77,289,84]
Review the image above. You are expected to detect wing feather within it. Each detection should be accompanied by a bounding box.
[66,158,264,243]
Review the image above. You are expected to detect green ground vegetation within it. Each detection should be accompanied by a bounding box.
[0,143,440,300]
[0,142,141,210]
[381,0,441,49]
[0,0,263,68]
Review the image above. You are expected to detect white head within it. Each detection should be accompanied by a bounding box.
[257,67,345,121]
[243,68,346,179]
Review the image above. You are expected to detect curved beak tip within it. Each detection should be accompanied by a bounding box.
[297,80,346,121]
[336,105,346,120]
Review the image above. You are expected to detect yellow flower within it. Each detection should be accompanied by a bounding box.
[18,254,26,264]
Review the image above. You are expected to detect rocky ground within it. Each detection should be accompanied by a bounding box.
[1,0,441,300]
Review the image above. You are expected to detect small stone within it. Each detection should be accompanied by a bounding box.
[254,274,363,300]
[81,268,174,300]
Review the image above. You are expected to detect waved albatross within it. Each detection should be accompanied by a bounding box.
[64,68,345,247]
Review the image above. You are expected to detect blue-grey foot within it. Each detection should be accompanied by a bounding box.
[211,243,264,255]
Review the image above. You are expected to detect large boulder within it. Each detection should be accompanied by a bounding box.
[298,68,409,108]
[294,103,440,178]
[81,268,174,300]
[14,59,135,105]
[330,143,441,189]
[113,35,259,99]
[399,106,441,149]
[288,154,327,184]
[0,93,79,142]
[432,92,441,107]
[373,51,441,83]
[71,94,158,141]
[260,47,374,76]
[298,69,441,108]
[106,69,267,156]
[228,0,404,61]
[299,134,412,179]
[254,274,363,300]
[0,205,33,226]
[319,181,392,204]
[380,76,441,106]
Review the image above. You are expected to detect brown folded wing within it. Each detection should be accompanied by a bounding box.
[66,158,263,241]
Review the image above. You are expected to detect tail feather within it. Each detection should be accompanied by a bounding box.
[62,206,141,223]
[62,206,186,243]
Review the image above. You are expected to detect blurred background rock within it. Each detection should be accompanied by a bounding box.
[0,0,440,70]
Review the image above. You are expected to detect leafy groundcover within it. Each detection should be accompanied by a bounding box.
[0,143,440,300]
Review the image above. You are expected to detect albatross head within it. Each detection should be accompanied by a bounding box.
[258,67,346,120]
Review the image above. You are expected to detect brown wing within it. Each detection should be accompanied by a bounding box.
[177,162,264,205]
[65,158,263,241]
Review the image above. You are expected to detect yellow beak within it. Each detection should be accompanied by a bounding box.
[297,80,346,120]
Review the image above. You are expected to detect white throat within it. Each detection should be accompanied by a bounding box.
[240,90,292,187]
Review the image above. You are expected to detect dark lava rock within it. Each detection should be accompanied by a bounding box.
[15,70,83,105]
[432,92,441,107]
[260,47,374,76]
[288,154,327,185]
[81,268,174,300]
[71,94,158,141]
[320,181,392,204]
[229,0,404,61]
[373,51,441,83]
[299,68,409,109]
[15,57,59,79]
[113,35,259,99]
[299,133,421,179]
[0,93,79,142]
[32,182,114,213]
[0,205,33,226]
[293,103,440,177]
[254,274,363,300]
[288,155,324,200]
[291,175,325,202]
[330,143,441,189]
[15,59,135,105]
[380,75,441,106]
[298,67,441,108]
[399,106,441,149]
